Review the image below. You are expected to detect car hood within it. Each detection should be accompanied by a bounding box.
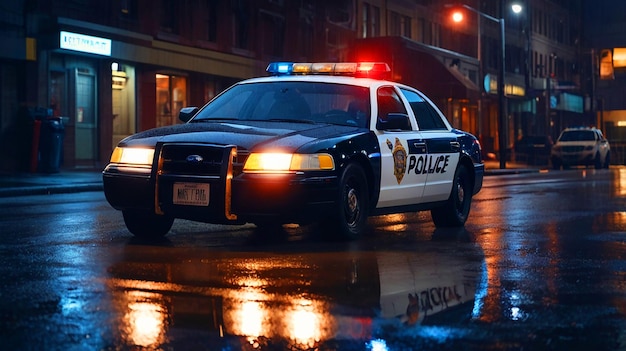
[118,120,364,152]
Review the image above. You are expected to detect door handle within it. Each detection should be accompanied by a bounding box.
[413,141,427,153]
[450,141,460,152]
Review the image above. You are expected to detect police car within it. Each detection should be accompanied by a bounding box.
[103,62,484,240]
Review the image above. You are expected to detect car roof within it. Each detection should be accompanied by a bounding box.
[562,127,601,133]
[239,74,414,90]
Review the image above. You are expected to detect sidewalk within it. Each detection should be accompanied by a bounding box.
[0,160,543,198]
[0,168,104,197]
[483,159,546,175]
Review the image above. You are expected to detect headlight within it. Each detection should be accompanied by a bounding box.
[243,153,335,173]
[109,147,155,165]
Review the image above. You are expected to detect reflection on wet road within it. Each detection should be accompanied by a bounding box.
[105,239,484,350]
[1,169,626,350]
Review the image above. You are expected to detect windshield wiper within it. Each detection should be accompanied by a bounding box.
[190,117,240,122]
[264,118,317,124]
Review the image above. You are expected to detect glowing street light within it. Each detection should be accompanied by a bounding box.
[452,11,464,23]
[445,3,522,169]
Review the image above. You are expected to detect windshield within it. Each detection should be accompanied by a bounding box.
[192,81,371,128]
[559,130,596,142]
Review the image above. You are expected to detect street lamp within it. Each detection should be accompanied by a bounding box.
[446,3,513,169]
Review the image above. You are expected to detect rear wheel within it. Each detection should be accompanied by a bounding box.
[328,163,369,240]
[122,210,174,239]
[431,165,472,227]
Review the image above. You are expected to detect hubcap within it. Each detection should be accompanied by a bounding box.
[456,177,465,206]
[345,187,359,226]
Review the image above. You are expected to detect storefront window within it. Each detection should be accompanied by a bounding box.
[156,74,187,127]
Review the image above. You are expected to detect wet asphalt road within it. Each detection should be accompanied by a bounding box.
[0,168,626,350]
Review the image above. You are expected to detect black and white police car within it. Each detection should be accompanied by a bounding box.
[103,62,484,240]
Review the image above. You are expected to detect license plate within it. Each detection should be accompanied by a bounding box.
[173,182,210,206]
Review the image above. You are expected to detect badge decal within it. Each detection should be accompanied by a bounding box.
[186,155,204,163]
[387,138,407,184]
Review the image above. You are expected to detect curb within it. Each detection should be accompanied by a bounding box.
[0,183,104,198]
[484,168,542,176]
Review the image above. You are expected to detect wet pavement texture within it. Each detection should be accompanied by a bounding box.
[0,168,625,350]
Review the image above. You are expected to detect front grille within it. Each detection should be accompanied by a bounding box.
[154,143,243,221]
[562,146,585,152]
[158,143,248,177]
[160,144,226,176]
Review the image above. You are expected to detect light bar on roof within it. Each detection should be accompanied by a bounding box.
[266,62,390,77]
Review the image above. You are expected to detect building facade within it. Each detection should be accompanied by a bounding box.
[0,0,591,172]
[582,0,626,164]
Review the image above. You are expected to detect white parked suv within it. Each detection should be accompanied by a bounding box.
[550,127,610,169]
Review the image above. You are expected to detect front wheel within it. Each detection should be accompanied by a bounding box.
[122,210,174,239]
[327,163,369,240]
[594,153,602,169]
[431,165,472,227]
[604,152,611,169]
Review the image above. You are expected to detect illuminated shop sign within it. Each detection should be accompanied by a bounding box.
[60,31,111,56]
[483,74,525,97]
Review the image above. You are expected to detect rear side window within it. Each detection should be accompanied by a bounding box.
[400,88,447,131]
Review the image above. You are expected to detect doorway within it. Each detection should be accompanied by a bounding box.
[71,68,97,164]
[111,63,136,146]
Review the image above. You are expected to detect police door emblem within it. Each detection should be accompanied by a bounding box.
[387,137,407,184]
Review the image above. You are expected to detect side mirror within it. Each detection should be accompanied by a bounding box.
[179,107,199,122]
[376,113,411,131]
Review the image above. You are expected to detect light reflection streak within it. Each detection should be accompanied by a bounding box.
[224,275,332,348]
[122,291,167,348]
[227,288,268,341]
[617,168,626,196]
[109,243,482,348]
[508,292,525,321]
[510,306,522,320]
[238,299,264,337]
[287,300,323,347]
[471,259,488,319]
[368,339,389,351]
[379,213,410,232]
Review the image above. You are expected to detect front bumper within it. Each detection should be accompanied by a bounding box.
[103,168,339,224]
[473,162,485,195]
[551,150,595,165]
[103,142,340,225]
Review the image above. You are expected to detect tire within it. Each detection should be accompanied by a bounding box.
[122,210,174,239]
[329,163,369,240]
[604,152,611,169]
[594,153,602,169]
[431,165,472,227]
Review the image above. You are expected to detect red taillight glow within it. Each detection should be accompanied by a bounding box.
[354,62,391,77]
